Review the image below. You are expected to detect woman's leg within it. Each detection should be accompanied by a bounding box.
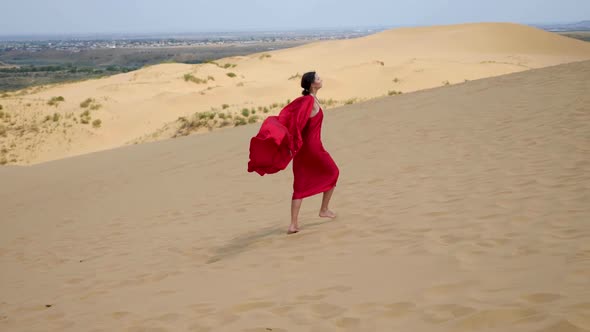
[289,198,303,233]
[319,187,336,218]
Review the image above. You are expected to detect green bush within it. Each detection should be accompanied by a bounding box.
[319,98,336,107]
[80,98,93,108]
[241,108,250,117]
[47,96,65,106]
[201,112,215,120]
[234,116,247,126]
[183,73,213,84]
[80,110,91,124]
[92,119,102,128]
[198,112,213,120]
[226,72,237,78]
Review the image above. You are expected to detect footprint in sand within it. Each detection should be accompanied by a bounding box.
[568,302,590,311]
[44,312,66,320]
[203,310,240,326]
[328,230,351,240]
[150,313,180,322]
[521,293,562,303]
[290,255,305,262]
[187,323,212,332]
[421,303,476,323]
[423,280,479,299]
[374,247,393,255]
[187,303,216,315]
[66,277,85,285]
[110,311,132,319]
[380,302,417,318]
[80,289,109,300]
[567,250,590,264]
[316,285,353,294]
[296,294,328,301]
[269,305,295,316]
[155,289,177,295]
[310,303,347,319]
[334,316,362,329]
[534,320,588,332]
[14,304,51,314]
[127,326,169,332]
[231,301,275,313]
[453,308,540,331]
[354,302,380,314]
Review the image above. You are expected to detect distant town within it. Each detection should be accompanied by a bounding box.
[0,28,390,53]
[1,21,588,53]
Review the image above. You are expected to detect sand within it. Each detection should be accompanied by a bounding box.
[1,60,589,331]
[1,22,590,165]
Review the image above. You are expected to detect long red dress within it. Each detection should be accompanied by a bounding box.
[247,95,339,199]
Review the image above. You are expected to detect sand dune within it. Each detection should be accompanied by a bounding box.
[1,60,589,331]
[1,22,590,165]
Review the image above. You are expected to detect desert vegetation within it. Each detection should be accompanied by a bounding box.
[47,96,65,106]
[183,73,215,84]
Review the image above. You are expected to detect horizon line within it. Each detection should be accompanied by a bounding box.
[0,20,588,40]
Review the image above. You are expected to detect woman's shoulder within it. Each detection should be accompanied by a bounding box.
[293,95,313,101]
[295,95,314,104]
[285,95,313,108]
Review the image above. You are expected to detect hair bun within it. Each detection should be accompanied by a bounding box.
[302,88,310,96]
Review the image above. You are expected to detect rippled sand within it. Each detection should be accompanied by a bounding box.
[0,61,589,331]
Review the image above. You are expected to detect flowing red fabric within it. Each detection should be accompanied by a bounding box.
[247,95,339,199]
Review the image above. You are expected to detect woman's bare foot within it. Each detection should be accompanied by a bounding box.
[287,224,300,234]
[319,209,337,218]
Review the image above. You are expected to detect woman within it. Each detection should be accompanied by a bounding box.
[247,72,339,234]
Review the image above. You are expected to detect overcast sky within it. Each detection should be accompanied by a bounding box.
[1,0,588,35]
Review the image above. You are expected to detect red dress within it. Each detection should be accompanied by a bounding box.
[247,95,339,199]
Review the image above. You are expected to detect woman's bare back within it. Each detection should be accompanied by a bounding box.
[310,96,321,117]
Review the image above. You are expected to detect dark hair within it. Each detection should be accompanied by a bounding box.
[301,71,316,95]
